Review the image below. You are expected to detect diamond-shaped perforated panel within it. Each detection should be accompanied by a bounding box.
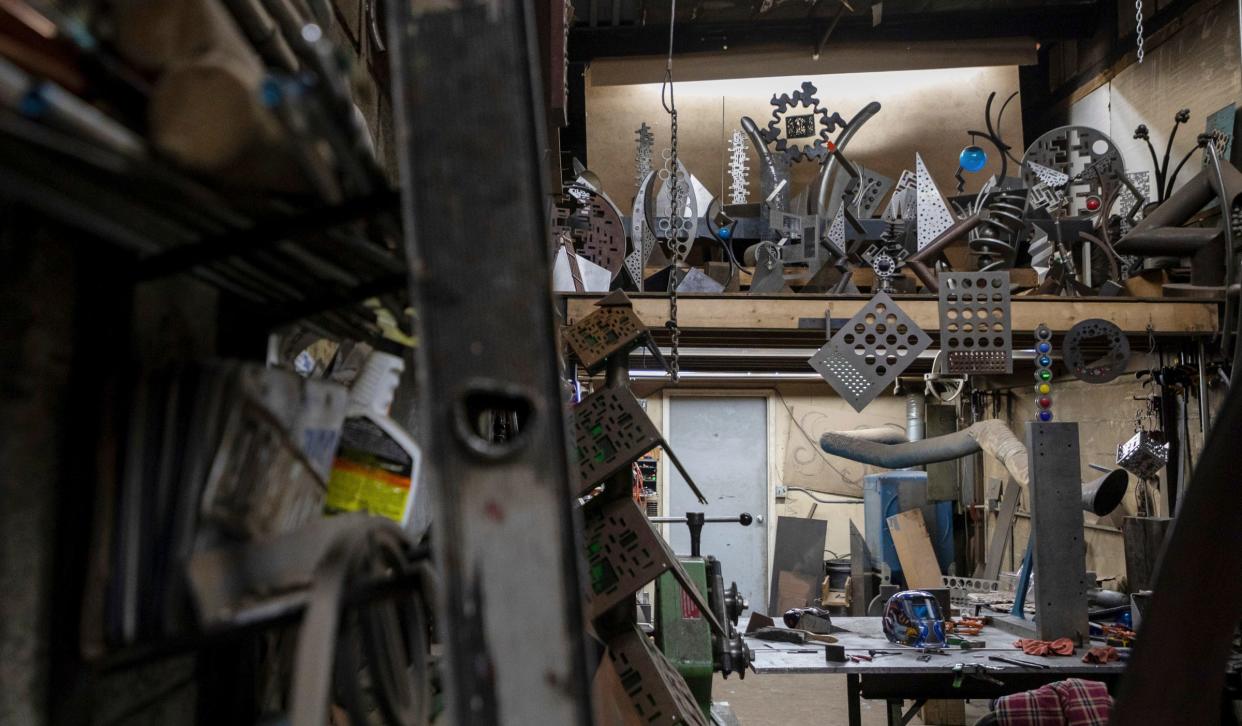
[938,271,1013,374]
[573,387,660,493]
[608,624,710,726]
[564,305,644,371]
[808,293,932,412]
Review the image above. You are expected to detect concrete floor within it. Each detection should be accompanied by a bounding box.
[713,673,990,726]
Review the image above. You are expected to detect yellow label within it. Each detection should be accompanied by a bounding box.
[327,459,410,522]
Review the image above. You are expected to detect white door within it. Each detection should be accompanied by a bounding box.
[666,396,768,614]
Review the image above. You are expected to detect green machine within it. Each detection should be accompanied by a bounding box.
[653,512,754,716]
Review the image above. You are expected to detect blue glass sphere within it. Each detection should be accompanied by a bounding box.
[1038,355,1051,367]
[718,226,732,240]
[1038,410,1054,422]
[959,145,988,173]
[1037,342,1051,354]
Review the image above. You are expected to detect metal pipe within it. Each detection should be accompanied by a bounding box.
[905,393,925,443]
[814,102,881,217]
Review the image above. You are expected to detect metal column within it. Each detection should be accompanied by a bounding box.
[387,2,592,723]
[1025,422,1089,644]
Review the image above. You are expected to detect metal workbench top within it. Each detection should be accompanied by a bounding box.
[747,616,1128,676]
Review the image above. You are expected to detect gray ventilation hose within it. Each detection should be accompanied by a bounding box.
[820,420,1029,487]
[828,426,908,444]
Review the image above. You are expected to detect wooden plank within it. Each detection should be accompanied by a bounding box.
[562,294,1219,335]
[886,509,944,590]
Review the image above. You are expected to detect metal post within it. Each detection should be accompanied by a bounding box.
[1025,422,1089,644]
[387,2,592,723]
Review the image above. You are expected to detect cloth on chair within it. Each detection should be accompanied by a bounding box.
[993,678,1112,725]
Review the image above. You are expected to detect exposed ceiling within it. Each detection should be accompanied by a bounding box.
[569,0,1102,62]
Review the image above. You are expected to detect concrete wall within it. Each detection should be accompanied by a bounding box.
[585,65,1024,214]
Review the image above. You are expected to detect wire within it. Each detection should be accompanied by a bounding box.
[773,390,866,489]
[785,486,864,504]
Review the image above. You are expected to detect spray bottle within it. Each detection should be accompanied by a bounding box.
[326,351,422,526]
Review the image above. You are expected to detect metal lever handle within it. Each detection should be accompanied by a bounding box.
[650,512,753,557]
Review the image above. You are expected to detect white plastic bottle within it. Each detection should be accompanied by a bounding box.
[326,351,423,529]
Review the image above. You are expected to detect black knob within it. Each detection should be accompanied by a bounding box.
[738,513,753,526]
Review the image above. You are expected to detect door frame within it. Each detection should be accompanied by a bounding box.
[659,389,777,610]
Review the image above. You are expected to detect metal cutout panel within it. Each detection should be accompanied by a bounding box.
[563,305,644,372]
[573,387,661,492]
[808,293,932,412]
[582,498,721,632]
[608,624,710,726]
[1063,318,1130,383]
[915,154,954,250]
[550,191,627,277]
[938,271,1013,374]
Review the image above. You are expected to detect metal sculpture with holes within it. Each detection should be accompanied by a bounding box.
[938,272,1013,374]
[808,293,933,412]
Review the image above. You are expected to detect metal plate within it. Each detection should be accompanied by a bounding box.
[1062,318,1130,383]
[1026,422,1090,643]
[915,153,954,250]
[572,386,661,492]
[938,271,1013,374]
[1022,126,1126,218]
[563,302,644,372]
[582,498,720,632]
[808,293,932,412]
[550,189,627,277]
[608,623,710,726]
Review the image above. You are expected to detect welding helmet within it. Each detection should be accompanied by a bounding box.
[882,590,947,647]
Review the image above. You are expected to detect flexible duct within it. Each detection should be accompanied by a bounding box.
[826,426,908,444]
[820,420,1029,487]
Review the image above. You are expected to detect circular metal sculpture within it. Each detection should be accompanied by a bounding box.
[550,188,628,277]
[1021,126,1126,218]
[1062,318,1130,383]
[760,81,848,163]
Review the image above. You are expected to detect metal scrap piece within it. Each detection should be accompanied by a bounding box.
[915,154,955,250]
[938,271,1013,374]
[808,293,933,412]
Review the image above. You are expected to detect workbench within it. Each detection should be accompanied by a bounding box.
[746,616,1126,726]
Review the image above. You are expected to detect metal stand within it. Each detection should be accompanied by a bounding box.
[387,1,592,722]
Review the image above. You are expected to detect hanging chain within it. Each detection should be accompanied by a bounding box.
[1135,0,1145,63]
[662,0,681,383]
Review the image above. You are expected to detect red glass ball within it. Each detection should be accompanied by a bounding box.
[1038,396,1052,408]
[1085,196,1101,211]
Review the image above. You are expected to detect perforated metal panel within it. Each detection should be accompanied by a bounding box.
[550,190,627,276]
[808,293,932,412]
[938,271,1013,374]
[915,154,954,250]
[608,624,710,726]
[582,498,719,631]
[1063,318,1130,383]
[572,387,660,492]
[564,303,644,371]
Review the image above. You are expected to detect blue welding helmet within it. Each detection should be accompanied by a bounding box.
[882,590,947,647]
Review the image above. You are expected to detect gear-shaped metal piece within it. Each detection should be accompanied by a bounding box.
[760,81,848,163]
